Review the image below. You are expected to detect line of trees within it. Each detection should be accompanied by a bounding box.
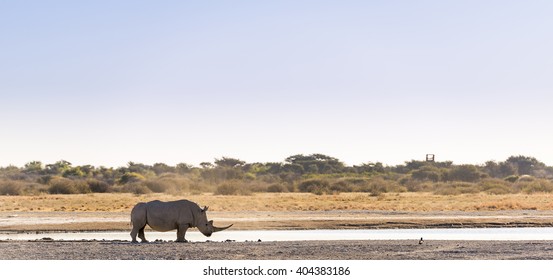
[1,154,553,196]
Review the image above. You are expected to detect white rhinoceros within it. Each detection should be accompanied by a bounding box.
[130,199,232,242]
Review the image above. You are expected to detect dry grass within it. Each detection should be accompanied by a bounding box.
[4,192,553,231]
[1,192,553,212]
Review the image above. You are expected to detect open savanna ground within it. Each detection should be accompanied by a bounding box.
[2,192,553,231]
[4,239,553,260]
[2,192,553,212]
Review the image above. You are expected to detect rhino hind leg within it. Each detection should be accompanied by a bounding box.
[130,225,139,243]
[138,226,148,243]
[131,224,148,243]
[130,203,148,243]
[176,224,189,243]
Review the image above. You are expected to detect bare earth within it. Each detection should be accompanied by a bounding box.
[3,209,553,231]
[2,210,553,259]
[2,239,553,260]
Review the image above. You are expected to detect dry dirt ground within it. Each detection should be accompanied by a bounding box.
[2,210,553,260]
[3,209,553,231]
[2,239,553,260]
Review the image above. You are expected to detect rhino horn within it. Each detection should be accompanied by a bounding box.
[213,223,233,232]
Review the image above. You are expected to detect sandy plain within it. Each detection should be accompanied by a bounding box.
[1,239,553,260]
[2,210,553,260]
[2,193,553,259]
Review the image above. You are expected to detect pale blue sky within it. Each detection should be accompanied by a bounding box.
[1,1,552,167]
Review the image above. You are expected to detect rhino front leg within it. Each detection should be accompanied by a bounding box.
[176,224,189,242]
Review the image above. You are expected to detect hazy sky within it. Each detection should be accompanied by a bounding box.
[1,1,552,168]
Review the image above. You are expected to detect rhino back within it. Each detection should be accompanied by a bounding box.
[145,200,197,231]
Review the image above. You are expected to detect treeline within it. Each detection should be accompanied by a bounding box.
[1,154,553,196]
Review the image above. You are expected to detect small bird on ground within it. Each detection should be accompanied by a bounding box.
[419,237,424,245]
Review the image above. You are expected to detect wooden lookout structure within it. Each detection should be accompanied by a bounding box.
[426,154,435,162]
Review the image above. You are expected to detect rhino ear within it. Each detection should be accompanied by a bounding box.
[202,206,209,212]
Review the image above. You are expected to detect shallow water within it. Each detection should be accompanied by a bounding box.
[3,227,553,242]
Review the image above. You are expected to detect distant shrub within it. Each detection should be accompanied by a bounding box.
[74,180,91,193]
[517,175,536,182]
[215,182,251,195]
[297,179,331,194]
[329,181,353,193]
[447,165,483,182]
[479,178,514,195]
[87,179,110,193]
[6,171,29,181]
[504,175,519,183]
[119,182,151,194]
[62,167,85,178]
[151,174,190,193]
[244,181,269,192]
[48,177,90,194]
[37,175,53,185]
[215,182,236,195]
[144,179,174,193]
[48,177,74,194]
[244,172,256,180]
[411,166,442,182]
[0,180,24,195]
[433,182,479,195]
[359,177,405,196]
[404,180,434,192]
[517,179,553,194]
[118,172,145,184]
[485,186,514,195]
[267,184,287,193]
[331,178,368,192]
[189,181,212,194]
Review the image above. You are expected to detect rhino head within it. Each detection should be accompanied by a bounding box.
[196,206,233,237]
